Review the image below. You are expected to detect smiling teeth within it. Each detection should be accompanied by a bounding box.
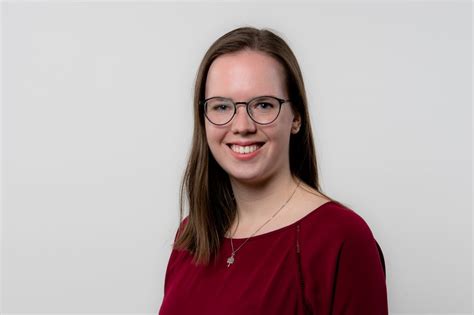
[231,144,260,154]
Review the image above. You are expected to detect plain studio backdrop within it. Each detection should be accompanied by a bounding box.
[1,1,472,314]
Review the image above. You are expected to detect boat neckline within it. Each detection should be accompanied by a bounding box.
[223,200,335,241]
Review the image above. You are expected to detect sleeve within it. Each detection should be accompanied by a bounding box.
[163,216,189,293]
[162,246,176,294]
[330,232,388,314]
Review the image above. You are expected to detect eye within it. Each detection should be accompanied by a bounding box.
[255,102,274,110]
[212,104,232,112]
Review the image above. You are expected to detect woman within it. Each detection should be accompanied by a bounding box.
[159,26,388,314]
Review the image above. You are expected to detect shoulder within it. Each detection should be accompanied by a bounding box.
[297,201,388,308]
[181,215,189,226]
[299,201,385,275]
[296,184,374,241]
[301,201,376,243]
[172,216,190,242]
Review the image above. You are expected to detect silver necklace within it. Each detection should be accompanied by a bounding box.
[226,180,301,267]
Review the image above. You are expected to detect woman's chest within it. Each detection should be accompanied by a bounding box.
[159,235,308,315]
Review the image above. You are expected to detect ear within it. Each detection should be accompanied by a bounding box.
[291,112,302,134]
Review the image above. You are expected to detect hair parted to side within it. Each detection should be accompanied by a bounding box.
[173,26,345,266]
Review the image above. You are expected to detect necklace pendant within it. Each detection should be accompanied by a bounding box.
[226,254,235,267]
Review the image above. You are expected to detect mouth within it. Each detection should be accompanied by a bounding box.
[226,142,265,155]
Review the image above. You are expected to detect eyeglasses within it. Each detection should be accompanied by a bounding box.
[200,95,291,125]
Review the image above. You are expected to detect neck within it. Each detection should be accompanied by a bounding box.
[229,170,299,225]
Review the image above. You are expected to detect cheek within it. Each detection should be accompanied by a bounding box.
[282,108,296,126]
[273,128,292,149]
[271,112,294,141]
[205,123,225,150]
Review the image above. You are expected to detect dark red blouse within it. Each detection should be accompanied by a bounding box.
[159,201,388,314]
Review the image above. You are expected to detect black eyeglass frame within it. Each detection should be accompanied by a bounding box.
[200,95,291,126]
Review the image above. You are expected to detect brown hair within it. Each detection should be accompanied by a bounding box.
[173,26,345,266]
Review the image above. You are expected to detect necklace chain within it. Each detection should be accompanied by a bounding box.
[226,180,301,267]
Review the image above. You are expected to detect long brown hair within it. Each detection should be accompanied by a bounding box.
[174,26,344,266]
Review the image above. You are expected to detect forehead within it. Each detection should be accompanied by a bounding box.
[205,50,287,100]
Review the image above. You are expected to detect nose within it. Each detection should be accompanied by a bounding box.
[230,104,257,135]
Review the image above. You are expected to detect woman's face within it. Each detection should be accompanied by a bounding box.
[204,50,301,185]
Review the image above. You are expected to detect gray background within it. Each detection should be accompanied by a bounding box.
[1,1,472,314]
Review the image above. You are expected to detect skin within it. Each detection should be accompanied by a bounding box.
[204,50,328,237]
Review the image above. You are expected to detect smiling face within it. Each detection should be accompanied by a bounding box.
[204,50,301,185]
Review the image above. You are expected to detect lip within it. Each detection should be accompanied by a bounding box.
[226,142,265,161]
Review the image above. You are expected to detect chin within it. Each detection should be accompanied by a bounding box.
[227,170,270,185]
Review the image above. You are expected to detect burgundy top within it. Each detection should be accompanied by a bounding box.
[159,201,388,314]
